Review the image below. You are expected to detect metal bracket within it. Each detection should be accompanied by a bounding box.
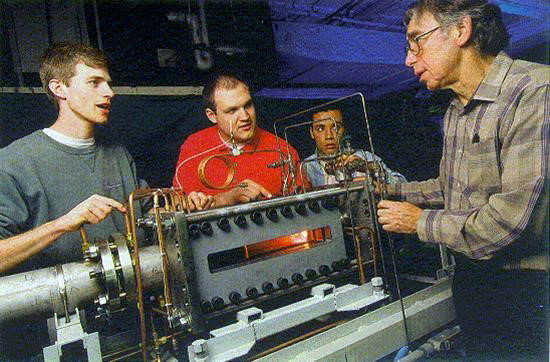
[43,308,102,362]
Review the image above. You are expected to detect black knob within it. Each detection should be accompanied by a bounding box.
[188,224,201,239]
[308,201,321,213]
[277,277,290,289]
[319,264,331,276]
[246,286,259,299]
[211,296,225,310]
[229,291,242,304]
[305,269,317,280]
[262,281,274,294]
[331,260,343,272]
[321,198,337,210]
[250,211,263,225]
[291,273,304,285]
[266,209,279,222]
[200,300,213,313]
[200,222,213,236]
[217,218,231,232]
[281,206,293,218]
[295,203,307,216]
[234,215,247,228]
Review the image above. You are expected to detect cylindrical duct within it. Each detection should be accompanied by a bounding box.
[0,245,162,323]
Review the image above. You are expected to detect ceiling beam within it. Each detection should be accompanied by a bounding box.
[273,21,405,65]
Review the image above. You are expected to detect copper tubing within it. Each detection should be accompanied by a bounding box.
[248,320,346,360]
[102,330,186,362]
[127,190,147,362]
[151,307,168,316]
[79,226,89,255]
[123,211,133,245]
[168,190,180,212]
[127,187,189,361]
[168,187,190,213]
[152,191,173,314]
[150,311,162,362]
[343,225,368,285]
[198,154,235,190]
[197,149,292,191]
[177,189,189,213]
[353,233,366,285]
[162,193,170,211]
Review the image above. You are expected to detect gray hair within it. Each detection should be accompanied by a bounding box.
[404,0,509,56]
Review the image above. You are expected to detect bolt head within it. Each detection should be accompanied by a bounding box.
[192,339,207,354]
[371,277,383,287]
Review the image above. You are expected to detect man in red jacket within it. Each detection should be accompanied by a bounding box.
[173,73,301,207]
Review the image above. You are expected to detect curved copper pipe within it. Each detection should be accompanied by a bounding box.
[125,187,195,361]
[128,190,147,362]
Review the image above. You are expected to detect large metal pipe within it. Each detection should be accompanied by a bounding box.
[0,245,163,323]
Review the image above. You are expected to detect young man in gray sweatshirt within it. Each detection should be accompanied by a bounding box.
[0,43,212,275]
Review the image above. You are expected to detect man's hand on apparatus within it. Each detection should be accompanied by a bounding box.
[377,200,422,234]
[0,195,125,273]
[216,179,272,206]
[334,154,368,173]
[57,194,126,232]
[186,191,216,211]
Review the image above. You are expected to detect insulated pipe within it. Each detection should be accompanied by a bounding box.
[0,245,163,324]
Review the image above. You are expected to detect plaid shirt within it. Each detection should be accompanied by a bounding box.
[388,52,548,262]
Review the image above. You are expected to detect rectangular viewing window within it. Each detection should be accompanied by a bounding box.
[207,226,332,273]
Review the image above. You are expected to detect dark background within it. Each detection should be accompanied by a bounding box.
[1,0,546,187]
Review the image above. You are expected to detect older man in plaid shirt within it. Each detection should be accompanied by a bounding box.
[377,0,548,358]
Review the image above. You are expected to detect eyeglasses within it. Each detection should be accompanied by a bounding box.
[405,26,441,56]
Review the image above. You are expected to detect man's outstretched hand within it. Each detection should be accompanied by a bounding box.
[58,194,126,231]
[377,200,422,234]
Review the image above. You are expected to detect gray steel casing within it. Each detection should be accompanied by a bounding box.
[186,199,347,304]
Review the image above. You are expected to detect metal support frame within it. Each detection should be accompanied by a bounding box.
[256,278,454,361]
[43,308,102,362]
[188,280,388,361]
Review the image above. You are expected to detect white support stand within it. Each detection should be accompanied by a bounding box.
[43,308,102,362]
[188,279,388,362]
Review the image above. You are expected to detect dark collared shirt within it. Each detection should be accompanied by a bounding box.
[388,52,549,262]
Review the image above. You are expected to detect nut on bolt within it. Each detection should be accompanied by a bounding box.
[85,245,99,259]
[371,277,385,297]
